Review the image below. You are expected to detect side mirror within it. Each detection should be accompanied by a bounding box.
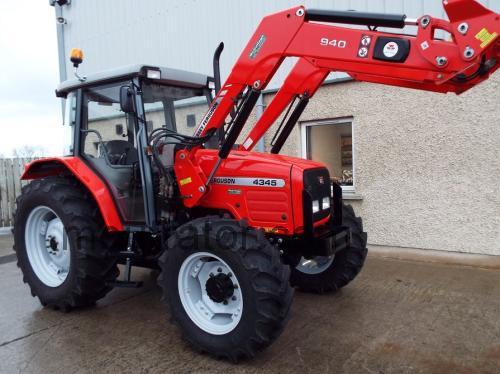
[120,86,136,114]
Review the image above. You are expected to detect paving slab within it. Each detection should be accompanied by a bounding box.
[0,231,13,258]
[0,254,499,373]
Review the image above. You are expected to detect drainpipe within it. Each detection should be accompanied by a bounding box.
[255,94,266,152]
[49,0,69,116]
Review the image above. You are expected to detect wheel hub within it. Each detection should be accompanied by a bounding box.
[25,206,71,287]
[296,255,335,275]
[47,236,59,252]
[178,252,243,335]
[205,273,235,303]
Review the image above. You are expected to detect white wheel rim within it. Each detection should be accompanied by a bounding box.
[25,206,70,287]
[178,252,243,335]
[296,255,334,275]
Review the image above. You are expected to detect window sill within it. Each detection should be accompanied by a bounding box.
[342,192,363,200]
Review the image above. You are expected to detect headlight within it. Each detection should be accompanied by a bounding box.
[146,69,161,79]
[322,197,330,210]
[312,200,320,213]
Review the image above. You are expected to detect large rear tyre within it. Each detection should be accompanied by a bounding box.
[290,203,368,293]
[13,177,121,311]
[158,217,293,362]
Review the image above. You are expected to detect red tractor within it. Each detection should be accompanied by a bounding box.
[13,0,499,361]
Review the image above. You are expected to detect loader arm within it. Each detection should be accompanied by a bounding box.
[176,0,498,207]
[238,58,329,152]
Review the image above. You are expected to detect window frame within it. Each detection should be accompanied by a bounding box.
[62,91,77,156]
[139,80,212,137]
[81,80,136,146]
[300,116,356,194]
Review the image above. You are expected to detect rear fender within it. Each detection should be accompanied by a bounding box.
[21,157,124,232]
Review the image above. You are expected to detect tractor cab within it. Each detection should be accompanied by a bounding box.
[56,62,212,229]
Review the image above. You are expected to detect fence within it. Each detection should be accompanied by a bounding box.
[0,158,36,228]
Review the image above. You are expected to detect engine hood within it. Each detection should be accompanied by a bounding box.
[195,149,325,174]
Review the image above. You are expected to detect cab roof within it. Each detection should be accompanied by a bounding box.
[56,64,211,98]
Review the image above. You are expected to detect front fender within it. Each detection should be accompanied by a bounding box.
[21,157,124,232]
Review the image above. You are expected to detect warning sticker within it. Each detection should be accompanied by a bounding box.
[242,137,253,150]
[356,34,372,59]
[180,177,192,186]
[475,28,498,48]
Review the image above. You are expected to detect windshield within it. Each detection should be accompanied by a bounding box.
[141,81,210,138]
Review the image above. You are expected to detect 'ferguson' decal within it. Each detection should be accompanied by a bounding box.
[212,177,285,188]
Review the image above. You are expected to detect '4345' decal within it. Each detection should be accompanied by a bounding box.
[211,177,285,188]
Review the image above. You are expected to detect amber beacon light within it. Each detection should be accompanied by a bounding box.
[70,48,84,68]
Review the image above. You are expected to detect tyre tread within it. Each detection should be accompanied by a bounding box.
[290,202,368,293]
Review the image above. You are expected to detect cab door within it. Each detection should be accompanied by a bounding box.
[80,81,147,225]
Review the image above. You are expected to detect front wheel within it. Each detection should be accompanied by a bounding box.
[290,203,368,293]
[158,217,293,362]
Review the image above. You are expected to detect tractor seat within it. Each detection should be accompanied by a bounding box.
[104,140,138,165]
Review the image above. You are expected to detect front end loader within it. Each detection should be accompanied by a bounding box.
[13,0,499,361]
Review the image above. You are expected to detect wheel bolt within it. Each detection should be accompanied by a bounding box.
[231,296,237,301]
[209,272,214,277]
[228,272,233,278]
[223,300,228,305]
[217,267,222,273]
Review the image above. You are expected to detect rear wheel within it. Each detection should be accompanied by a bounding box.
[13,177,121,311]
[290,203,368,293]
[24,205,71,287]
[158,217,293,362]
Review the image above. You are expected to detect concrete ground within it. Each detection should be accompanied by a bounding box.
[0,233,499,374]
[0,230,15,263]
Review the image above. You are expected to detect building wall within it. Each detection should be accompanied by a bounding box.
[259,75,500,255]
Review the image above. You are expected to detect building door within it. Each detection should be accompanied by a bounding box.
[301,118,355,193]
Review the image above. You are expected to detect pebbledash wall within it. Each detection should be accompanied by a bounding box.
[269,76,500,255]
[51,0,500,255]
